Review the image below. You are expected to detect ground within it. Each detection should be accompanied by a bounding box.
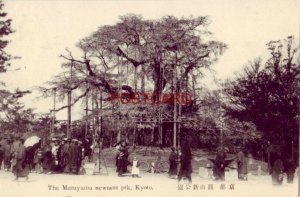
[0,164,297,197]
[0,147,297,197]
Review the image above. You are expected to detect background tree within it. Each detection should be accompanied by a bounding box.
[223,36,300,157]
[0,1,34,138]
[0,0,14,72]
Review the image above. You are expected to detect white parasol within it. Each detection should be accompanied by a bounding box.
[24,136,41,147]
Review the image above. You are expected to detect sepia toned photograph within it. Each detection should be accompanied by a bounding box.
[0,0,299,196]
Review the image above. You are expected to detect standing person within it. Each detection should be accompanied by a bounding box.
[51,141,59,166]
[3,140,12,171]
[271,153,284,185]
[61,138,70,173]
[117,141,129,176]
[24,146,35,172]
[33,147,43,173]
[121,141,129,174]
[285,157,296,183]
[75,141,83,174]
[131,156,140,178]
[213,147,226,181]
[63,139,71,173]
[68,139,79,174]
[10,141,17,173]
[178,142,193,183]
[14,139,27,180]
[0,144,4,170]
[77,141,85,175]
[168,147,178,178]
[42,144,53,174]
[236,149,248,180]
[115,143,120,171]
[92,142,100,166]
[84,139,92,162]
[57,140,64,172]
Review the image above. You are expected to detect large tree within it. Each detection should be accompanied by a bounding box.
[51,15,226,102]
[41,15,226,145]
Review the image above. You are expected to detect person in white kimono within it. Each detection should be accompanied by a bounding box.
[131,156,140,178]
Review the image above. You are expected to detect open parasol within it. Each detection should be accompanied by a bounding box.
[24,136,41,147]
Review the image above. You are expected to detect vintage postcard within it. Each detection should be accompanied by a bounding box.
[0,0,299,196]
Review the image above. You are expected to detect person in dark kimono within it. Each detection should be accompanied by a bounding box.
[3,140,12,171]
[115,144,120,171]
[213,147,226,181]
[178,142,193,183]
[75,141,83,174]
[63,139,71,173]
[168,147,178,178]
[285,157,296,183]
[68,140,75,173]
[78,141,86,175]
[236,149,248,180]
[68,139,80,174]
[121,142,129,174]
[57,140,64,172]
[33,147,43,173]
[0,144,3,170]
[14,139,28,180]
[84,139,92,162]
[42,145,53,174]
[271,154,284,185]
[117,141,129,176]
[25,141,41,172]
[116,146,125,176]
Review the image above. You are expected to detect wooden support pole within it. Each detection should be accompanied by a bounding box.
[67,91,72,138]
[117,59,121,142]
[133,66,137,147]
[51,87,56,137]
[173,64,177,148]
[67,62,73,138]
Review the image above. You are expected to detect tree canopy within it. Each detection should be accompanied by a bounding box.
[223,36,300,154]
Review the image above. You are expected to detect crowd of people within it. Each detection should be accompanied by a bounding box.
[0,137,93,180]
[0,137,298,185]
[169,145,298,185]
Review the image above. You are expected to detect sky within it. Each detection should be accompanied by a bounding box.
[2,0,300,120]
